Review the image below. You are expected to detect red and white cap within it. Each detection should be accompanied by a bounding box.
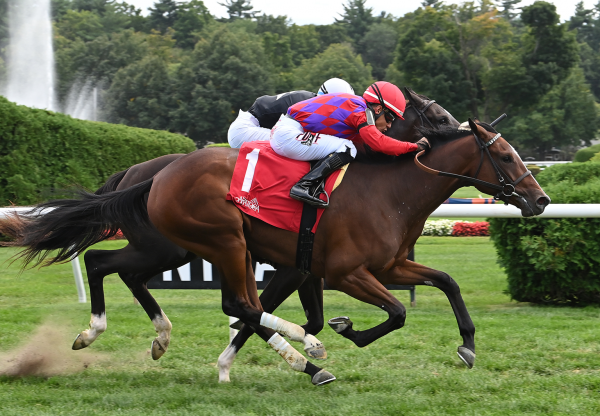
[363,81,406,120]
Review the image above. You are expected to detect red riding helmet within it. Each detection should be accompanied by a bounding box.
[363,81,406,120]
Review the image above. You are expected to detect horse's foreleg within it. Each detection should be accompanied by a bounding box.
[216,246,333,385]
[219,267,317,382]
[382,261,476,368]
[326,266,406,348]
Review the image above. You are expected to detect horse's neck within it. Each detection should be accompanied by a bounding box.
[365,140,473,225]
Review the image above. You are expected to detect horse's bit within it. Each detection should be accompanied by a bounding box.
[414,116,532,203]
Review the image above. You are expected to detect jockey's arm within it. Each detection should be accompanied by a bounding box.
[351,113,419,156]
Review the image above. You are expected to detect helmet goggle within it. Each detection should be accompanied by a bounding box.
[383,107,396,123]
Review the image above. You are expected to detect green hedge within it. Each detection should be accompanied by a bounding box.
[573,143,600,162]
[0,96,196,205]
[489,163,600,305]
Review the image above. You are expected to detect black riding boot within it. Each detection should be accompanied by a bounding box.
[290,148,354,208]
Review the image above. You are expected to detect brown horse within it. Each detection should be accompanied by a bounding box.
[63,88,459,361]
[2,119,550,385]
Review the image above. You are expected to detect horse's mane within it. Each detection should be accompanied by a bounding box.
[355,121,497,165]
[418,122,497,147]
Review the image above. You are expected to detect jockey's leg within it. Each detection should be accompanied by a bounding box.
[271,116,356,207]
[227,110,270,149]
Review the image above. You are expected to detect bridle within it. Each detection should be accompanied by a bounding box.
[406,99,437,129]
[414,116,532,204]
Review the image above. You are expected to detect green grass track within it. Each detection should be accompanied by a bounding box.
[1,238,599,415]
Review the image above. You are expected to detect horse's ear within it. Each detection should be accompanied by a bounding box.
[467,118,479,133]
[403,87,421,106]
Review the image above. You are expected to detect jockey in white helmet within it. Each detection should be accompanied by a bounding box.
[227,78,355,149]
[317,78,354,95]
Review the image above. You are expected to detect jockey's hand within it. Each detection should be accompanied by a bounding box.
[416,137,431,152]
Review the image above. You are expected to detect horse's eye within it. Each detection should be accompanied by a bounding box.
[502,155,512,163]
[439,117,448,125]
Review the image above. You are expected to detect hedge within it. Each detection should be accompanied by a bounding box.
[574,143,600,162]
[0,96,196,205]
[489,162,600,305]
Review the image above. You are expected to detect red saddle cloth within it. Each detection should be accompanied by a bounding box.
[226,141,343,233]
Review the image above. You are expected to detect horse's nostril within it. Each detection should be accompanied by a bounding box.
[537,196,550,207]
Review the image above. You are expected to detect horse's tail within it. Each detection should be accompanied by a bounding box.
[94,168,129,195]
[0,178,154,268]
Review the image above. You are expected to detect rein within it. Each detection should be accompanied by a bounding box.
[414,122,532,203]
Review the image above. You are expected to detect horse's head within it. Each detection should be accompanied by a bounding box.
[466,119,550,217]
[387,87,460,142]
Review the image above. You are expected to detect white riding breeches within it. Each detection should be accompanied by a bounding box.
[228,110,271,149]
[270,116,357,161]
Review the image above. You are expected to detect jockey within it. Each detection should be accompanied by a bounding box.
[271,81,431,207]
[227,78,354,148]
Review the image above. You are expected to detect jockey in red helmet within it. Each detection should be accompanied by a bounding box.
[271,81,430,207]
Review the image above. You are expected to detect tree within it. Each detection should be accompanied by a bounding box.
[104,55,174,130]
[173,0,212,49]
[148,0,178,33]
[218,0,258,21]
[360,23,398,80]
[288,24,322,66]
[336,0,375,52]
[292,43,373,95]
[520,1,579,101]
[503,68,599,157]
[170,26,273,144]
[256,14,289,36]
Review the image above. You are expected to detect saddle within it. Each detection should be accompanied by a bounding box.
[226,141,348,273]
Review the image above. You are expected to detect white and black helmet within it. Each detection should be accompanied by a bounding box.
[317,78,355,95]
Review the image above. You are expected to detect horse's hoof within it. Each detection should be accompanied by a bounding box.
[229,319,243,330]
[457,346,476,369]
[72,333,88,350]
[304,334,327,360]
[151,338,167,360]
[328,316,352,334]
[311,369,336,386]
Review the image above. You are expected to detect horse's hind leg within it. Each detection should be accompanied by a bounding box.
[73,248,121,349]
[381,261,476,368]
[119,272,173,360]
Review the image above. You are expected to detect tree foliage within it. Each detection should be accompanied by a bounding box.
[0,0,597,151]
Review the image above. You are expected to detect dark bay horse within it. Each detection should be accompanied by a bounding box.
[1,119,550,385]
[68,88,459,362]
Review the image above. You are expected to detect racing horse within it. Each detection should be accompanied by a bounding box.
[45,88,459,362]
[1,119,550,385]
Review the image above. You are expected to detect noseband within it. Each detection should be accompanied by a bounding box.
[414,127,532,203]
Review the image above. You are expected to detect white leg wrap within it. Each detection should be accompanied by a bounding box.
[260,312,325,357]
[267,333,307,372]
[260,312,305,342]
[217,344,238,383]
[151,310,172,347]
[81,313,107,342]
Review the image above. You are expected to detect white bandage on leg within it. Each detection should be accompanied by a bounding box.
[267,333,307,372]
[260,312,305,342]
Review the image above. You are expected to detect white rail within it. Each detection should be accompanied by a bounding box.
[430,204,600,218]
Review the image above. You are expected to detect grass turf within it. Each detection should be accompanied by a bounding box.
[1,238,599,415]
